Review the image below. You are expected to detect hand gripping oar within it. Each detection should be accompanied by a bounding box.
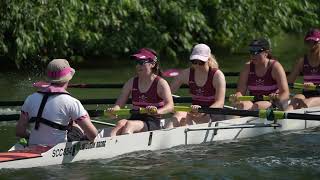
[289,83,320,91]
[174,106,320,121]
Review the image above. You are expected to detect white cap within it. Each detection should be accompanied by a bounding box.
[189,44,211,62]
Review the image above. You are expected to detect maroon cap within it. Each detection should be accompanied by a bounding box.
[131,48,157,62]
[304,28,320,42]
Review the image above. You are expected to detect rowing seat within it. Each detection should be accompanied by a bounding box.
[0,145,52,163]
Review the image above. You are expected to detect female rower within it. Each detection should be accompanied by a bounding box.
[165,43,226,128]
[107,48,174,136]
[287,28,320,110]
[230,38,290,110]
[16,59,98,146]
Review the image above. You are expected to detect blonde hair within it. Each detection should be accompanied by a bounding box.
[208,54,219,69]
[308,43,320,64]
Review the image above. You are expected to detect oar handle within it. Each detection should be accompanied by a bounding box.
[174,106,192,112]
[290,83,318,91]
[104,108,152,117]
[236,95,270,101]
[258,110,285,120]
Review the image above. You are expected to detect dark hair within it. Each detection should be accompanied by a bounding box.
[145,48,162,76]
[249,38,270,50]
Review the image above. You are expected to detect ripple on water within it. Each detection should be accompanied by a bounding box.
[1,128,320,179]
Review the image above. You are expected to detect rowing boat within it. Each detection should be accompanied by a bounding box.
[0,106,320,169]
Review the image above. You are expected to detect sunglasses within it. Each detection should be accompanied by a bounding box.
[305,40,320,45]
[249,47,264,55]
[135,60,150,65]
[190,60,205,66]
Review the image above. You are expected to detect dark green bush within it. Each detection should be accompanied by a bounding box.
[0,0,319,69]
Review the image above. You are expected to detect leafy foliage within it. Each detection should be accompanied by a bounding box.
[0,0,319,69]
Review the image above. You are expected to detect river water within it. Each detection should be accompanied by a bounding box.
[1,36,320,179]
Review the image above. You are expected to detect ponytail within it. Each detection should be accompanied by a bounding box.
[265,50,273,59]
[152,61,162,77]
[208,54,219,69]
[309,43,320,64]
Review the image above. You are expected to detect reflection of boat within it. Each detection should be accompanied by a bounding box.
[0,107,320,169]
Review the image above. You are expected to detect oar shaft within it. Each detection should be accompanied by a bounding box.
[0,97,194,107]
[0,114,20,121]
[0,110,111,122]
[198,107,260,117]
[91,120,116,127]
[186,123,281,131]
[67,83,238,89]
[286,113,320,121]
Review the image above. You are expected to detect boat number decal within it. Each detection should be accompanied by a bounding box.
[52,140,106,158]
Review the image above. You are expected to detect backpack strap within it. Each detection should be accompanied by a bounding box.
[31,91,71,131]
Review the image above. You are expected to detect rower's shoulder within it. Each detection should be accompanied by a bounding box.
[213,69,225,77]
[242,61,251,70]
[127,76,136,82]
[296,57,305,66]
[124,77,135,87]
[271,59,284,69]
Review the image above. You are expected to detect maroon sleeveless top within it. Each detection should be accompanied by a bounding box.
[189,68,217,106]
[303,55,320,85]
[247,60,278,96]
[131,76,164,109]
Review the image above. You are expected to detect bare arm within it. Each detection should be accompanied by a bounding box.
[210,70,226,108]
[77,117,98,141]
[236,62,250,96]
[157,78,174,115]
[113,78,134,109]
[272,61,290,101]
[170,68,189,94]
[287,58,303,83]
[16,112,30,138]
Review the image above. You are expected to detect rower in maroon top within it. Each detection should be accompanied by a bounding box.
[106,48,174,136]
[230,38,289,110]
[247,60,278,96]
[165,43,226,128]
[189,67,217,106]
[287,28,320,110]
[131,76,165,109]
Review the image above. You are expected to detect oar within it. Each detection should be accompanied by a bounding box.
[186,123,281,132]
[0,113,116,127]
[232,95,270,101]
[161,69,290,77]
[0,109,114,122]
[289,83,320,91]
[174,106,320,121]
[33,81,238,89]
[91,120,116,127]
[0,97,194,107]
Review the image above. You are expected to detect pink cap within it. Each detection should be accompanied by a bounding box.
[131,48,157,62]
[305,28,320,42]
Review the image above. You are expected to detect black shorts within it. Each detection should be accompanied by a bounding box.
[303,90,320,98]
[128,114,161,131]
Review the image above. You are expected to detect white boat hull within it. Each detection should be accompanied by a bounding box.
[1,107,320,169]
